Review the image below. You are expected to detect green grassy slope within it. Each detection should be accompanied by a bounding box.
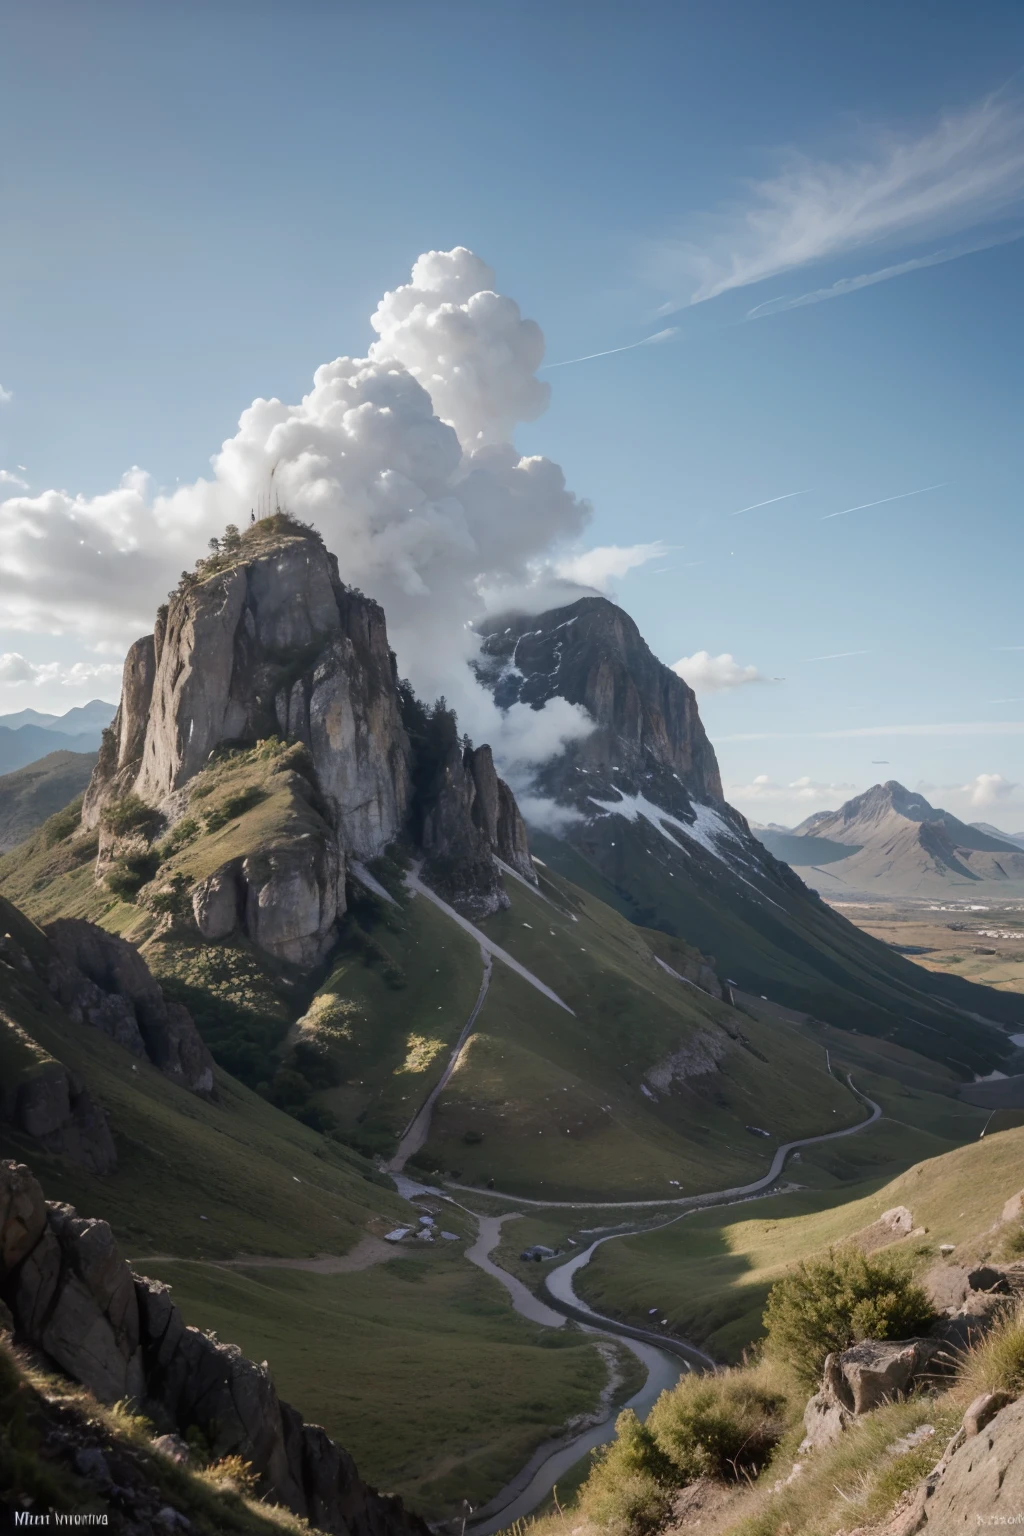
[415,866,974,1201]
[0,751,97,854]
[531,821,1020,1071]
[574,1121,1024,1361]
[135,1252,611,1519]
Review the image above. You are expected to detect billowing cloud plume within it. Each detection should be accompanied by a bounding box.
[672,650,768,693]
[555,542,665,591]
[0,248,600,785]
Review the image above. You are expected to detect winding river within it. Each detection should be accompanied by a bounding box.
[450,1076,883,1532]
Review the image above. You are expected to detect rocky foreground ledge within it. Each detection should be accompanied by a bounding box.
[0,1159,428,1536]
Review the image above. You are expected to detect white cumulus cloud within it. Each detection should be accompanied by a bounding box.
[0,247,609,789]
[671,650,768,693]
[0,384,12,405]
[554,542,665,591]
[0,653,122,689]
[962,772,1018,807]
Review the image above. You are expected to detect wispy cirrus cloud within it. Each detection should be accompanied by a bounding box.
[652,93,1024,309]
[747,228,1024,318]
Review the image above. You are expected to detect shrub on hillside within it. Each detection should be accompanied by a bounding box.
[646,1367,788,1484]
[42,796,84,847]
[106,848,160,899]
[577,1411,675,1536]
[762,1248,936,1386]
[101,793,162,839]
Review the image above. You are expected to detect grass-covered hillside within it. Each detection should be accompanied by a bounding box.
[0,748,97,853]
[574,1120,1024,1361]
[522,1124,1024,1536]
[531,813,1023,1072]
[0,751,1000,1204]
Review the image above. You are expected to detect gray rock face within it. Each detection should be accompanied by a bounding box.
[9,1064,117,1175]
[46,919,214,1095]
[421,742,510,919]
[802,1338,940,1450]
[242,833,342,967]
[479,597,724,807]
[82,524,538,950]
[0,1161,428,1536]
[84,534,413,863]
[882,1394,1024,1534]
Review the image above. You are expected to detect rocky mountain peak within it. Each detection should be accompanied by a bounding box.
[80,516,534,966]
[478,595,723,815]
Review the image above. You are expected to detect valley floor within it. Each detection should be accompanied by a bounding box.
[831,898,1024,1003]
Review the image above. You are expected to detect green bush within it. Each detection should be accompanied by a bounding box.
[42,796,84,847]
[1001,1223,1024,1260]
[762,1248,937,1386]
[100,793,162,838]
[645,1369,786,1484]
[105,849,160,899]
[157,816,200,858]
[202,785,266,832]
[577,1411,675,1535]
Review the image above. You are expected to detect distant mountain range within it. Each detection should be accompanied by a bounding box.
[0,698,115,776]
[0,748,99,852]
[753,781,1024,899]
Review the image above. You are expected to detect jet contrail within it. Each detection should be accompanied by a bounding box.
[805,650,871,661]
[820,483,946,521]
[543,327,678,369]
[730,490,811,516]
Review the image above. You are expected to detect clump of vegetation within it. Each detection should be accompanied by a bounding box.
[571,1363,791,1536]
[145,872,194,926]
[343,917,407,989]
[202,784,266,832]
[42,795,85,847]
[1001,1222,1024,1260]
[105,845,160,898]
[100,792,162,839]
[762,1248,937,1386]
[157,815,200,858]
[960,1299,1024,1397]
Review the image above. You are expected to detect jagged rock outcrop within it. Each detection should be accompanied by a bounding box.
[877,1393,1023,1535]
[46,919,214,1095]
[84,534,412,861]
[421,742,537,918]
[802,1338,941,1450]
[82,521,536,946]
[2,1063,117,1176]
[0,1160,429,1536]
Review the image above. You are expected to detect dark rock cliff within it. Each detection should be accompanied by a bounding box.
[479,596,723,812]
[0,1160,429,1536]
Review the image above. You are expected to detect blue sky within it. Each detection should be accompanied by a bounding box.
[1,0,1023,827]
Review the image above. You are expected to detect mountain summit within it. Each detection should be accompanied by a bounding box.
[83,515,535,963]
[785,780,1024,898]
[481,599,1020,1067]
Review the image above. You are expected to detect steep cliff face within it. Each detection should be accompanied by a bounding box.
[479,596,724,812]
[0,1160,429,1536]
[46,919,215,1095]
[478,596,1016,1073]
[419,742,536,918]
[82,519,536,949]
[84,530,412,863]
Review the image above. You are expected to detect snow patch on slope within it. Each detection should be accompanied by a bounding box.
[588,790,780,906]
